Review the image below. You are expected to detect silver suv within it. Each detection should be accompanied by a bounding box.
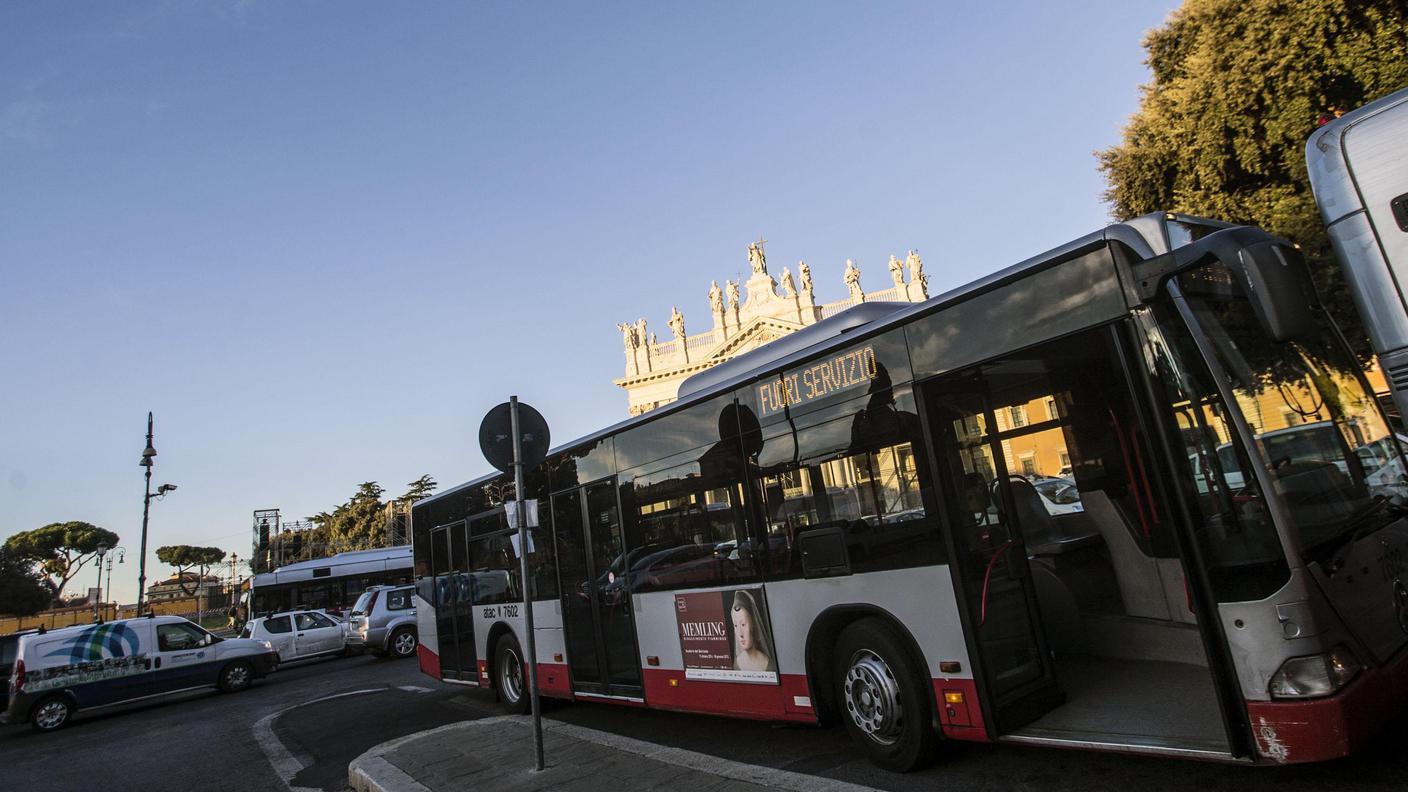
[347,585,418,659]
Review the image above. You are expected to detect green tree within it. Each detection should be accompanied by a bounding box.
[0,547,51,617]
[4,521,121,603]
[155,545,228,595]
[300,475,436,558]
[1098,0,1408,355]
[400,475,438,503]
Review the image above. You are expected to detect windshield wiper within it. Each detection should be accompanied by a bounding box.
[1322,495,1400,574]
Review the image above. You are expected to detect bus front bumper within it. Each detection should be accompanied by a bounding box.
[1245,644,1408,764]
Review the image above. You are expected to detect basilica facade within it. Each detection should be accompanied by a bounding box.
[614,239,930,415]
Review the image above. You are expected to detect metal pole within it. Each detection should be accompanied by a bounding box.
[94,552,104,620]
[510,396,545,771]
[137,413,154,615]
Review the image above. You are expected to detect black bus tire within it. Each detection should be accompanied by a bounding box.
[30,694,74,733]
[219,660,255,693]
[833,618,938,772]
[494,634,530,715]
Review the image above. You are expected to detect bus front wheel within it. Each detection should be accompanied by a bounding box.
[833,619,937,772]
[494,635,530,715]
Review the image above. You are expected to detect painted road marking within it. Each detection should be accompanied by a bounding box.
[253,688,387,792]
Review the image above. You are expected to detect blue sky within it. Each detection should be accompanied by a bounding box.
[0,1,1177,604]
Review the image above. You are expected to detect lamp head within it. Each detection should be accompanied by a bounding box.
[140,444,156,467]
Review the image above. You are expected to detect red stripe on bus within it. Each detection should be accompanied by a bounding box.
[536,663,574,698]
[418,644,440,679]
[639,669,815,722]
[932,678,988,741]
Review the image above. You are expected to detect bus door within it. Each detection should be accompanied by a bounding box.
[430,521,475,681]
[551,478,643,697]
[922,372,1064,732]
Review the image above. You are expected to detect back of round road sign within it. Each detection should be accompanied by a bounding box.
[479,401,550,473]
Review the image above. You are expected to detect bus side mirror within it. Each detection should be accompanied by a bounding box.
[1227,240,1320,343]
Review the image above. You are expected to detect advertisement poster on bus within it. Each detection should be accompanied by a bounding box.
[674,587,778,684]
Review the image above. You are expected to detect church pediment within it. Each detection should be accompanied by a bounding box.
[702,317,801,361]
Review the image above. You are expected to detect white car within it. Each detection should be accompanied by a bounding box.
[1031,477,1084,516]
[240,610,348,663]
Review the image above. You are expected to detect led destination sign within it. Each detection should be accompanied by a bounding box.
[757,345,878,416]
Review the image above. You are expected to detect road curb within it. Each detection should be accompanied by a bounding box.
[348,715,880,792]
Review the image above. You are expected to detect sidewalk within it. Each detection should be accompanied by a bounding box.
[349,715,878,792]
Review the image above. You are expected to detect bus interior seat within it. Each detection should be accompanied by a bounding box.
[1009,477,1060,549]
[1079,491,1196,625]
[1030,559,1085,656]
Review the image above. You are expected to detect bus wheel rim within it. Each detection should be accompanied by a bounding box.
[35,701,67,729]
[395,632,416,655]
[844,649,902,745]
[502,647,523,703]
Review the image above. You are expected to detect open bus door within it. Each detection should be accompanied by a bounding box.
[922,371,1065,732]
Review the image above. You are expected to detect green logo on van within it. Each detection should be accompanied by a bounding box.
[42,622,142,663]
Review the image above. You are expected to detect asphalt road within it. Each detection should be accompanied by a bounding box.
[0,652,481,792]
[4,652,1407,792]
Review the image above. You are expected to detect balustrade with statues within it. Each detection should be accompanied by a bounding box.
[614,237,930,415]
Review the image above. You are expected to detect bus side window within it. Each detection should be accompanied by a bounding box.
[753,385,940,578]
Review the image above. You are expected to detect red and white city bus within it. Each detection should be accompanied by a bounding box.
[411,214,1408,770]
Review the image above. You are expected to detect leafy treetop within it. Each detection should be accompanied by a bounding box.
[4,521,121,602]
[1097,0,1408,359]
[155,545,228,595]
[0,547,51,617]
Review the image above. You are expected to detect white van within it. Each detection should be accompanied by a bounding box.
[2,615,278,732]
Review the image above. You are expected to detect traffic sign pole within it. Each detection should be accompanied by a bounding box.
[510,396,545,771]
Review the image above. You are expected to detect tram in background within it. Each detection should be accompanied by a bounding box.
[411,212,1408,770]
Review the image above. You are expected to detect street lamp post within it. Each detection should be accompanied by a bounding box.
[136,412,177,615]
[94,545,108,620]
[104,548,125,615]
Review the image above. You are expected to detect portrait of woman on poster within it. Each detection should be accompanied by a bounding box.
[729,589,775,673]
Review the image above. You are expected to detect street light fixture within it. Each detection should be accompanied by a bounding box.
[93,545,109,621]
[135,412,176,615]
[103,547,125,613]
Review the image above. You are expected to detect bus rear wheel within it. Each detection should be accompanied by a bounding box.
[494,634,530,715]
[833,619,937,772]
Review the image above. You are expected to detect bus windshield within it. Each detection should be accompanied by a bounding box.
[1175,260,1408,559]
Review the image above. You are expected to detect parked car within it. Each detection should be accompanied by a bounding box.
[239,610,348,663]
[346,585,418,659]
[3,615,276,732]
[1031,477,1084,515]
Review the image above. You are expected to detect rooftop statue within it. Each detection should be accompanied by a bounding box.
[669,306,686,340]
[747,236,768,276]
[844,259,863,299]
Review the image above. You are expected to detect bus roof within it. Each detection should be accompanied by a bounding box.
[252,544,411,587]
[416,213,1186,510]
